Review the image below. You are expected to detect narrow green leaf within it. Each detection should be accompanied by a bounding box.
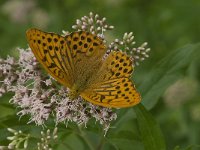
[134,103,166,150]
[138,43,200,109]
[174,146,181,150]
[185,145,200,150]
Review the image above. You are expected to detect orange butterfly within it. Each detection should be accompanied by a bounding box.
[26,28,141,108]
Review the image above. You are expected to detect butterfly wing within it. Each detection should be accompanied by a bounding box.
[26,28,74,88]
[81,51,141,108]
[64,31,106,84]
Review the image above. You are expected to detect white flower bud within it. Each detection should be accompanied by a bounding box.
[109,25,114,29]
[141,42,148,47]
[102,17,106,22]
[7,136,16,140]
[53,135,58,139]
[129,36,134,42]
[72,25,77,29]
[131,41,136,45]
[89,12,93,17]
[128,32,133,38]
[7,128,16,133]
[95,14,99,20]
[114,39,119,43]
[146,48,151,52]
[140,57,145,61]
[76,19,81,25]
[123,32,128,40]
[24,139,28,148]
[88,18,93,24]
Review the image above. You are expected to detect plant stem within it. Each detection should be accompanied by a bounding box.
[96,130,105,150]
[76,125,95,150]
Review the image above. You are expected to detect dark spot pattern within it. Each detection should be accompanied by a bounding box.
[123,63,127,66]
[115,64,119,67]
[119,59,124,63]
[74,37,78,41]
[81,36,85,40]
[48,46,52,50]
[73,44,77,50]
[89,48,93,52]
[47,38,52,42]
[125,88,129,91]
[79,41,82,46]
[123,69,128,73]
[93,42,98,46]
[60,40,64,44]
[124,83,128,87]
[42,56,47,62]
[54,38,58,42]
[84,43,88,48]
[116,86,120,89]
[55,46,58,51]
[87,38,91,42]
[117,91,121,94]
[44,49,48,54]
[116,73,120,77]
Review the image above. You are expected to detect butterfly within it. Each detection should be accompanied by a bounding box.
[26,28,141,108]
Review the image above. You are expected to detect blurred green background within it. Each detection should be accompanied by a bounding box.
[0,0,200,149]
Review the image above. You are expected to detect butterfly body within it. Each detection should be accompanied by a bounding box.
[26,28,141,108]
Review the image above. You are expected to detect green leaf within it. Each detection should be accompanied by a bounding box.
[108,138,144,150]
[174,146,181,150]
[134,103,166,150]
[138,43,200,109]
[184,145,200,150]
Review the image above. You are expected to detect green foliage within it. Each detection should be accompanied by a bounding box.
[139,44,200,109]
[134,104,166,150]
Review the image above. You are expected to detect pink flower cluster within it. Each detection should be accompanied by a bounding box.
[0,48,117,129]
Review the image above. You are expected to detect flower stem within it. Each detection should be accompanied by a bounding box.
[76,125,95,150]
[96,130,105,150]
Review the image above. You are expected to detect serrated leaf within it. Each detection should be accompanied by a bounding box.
[134,103,166,150]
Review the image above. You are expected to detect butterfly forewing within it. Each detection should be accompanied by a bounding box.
[65,31,107,87]
[26,28,74,88]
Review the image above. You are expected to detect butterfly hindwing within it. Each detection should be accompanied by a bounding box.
[26,28,74,88]
[81,78,141,108]
[81,51,141,108]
